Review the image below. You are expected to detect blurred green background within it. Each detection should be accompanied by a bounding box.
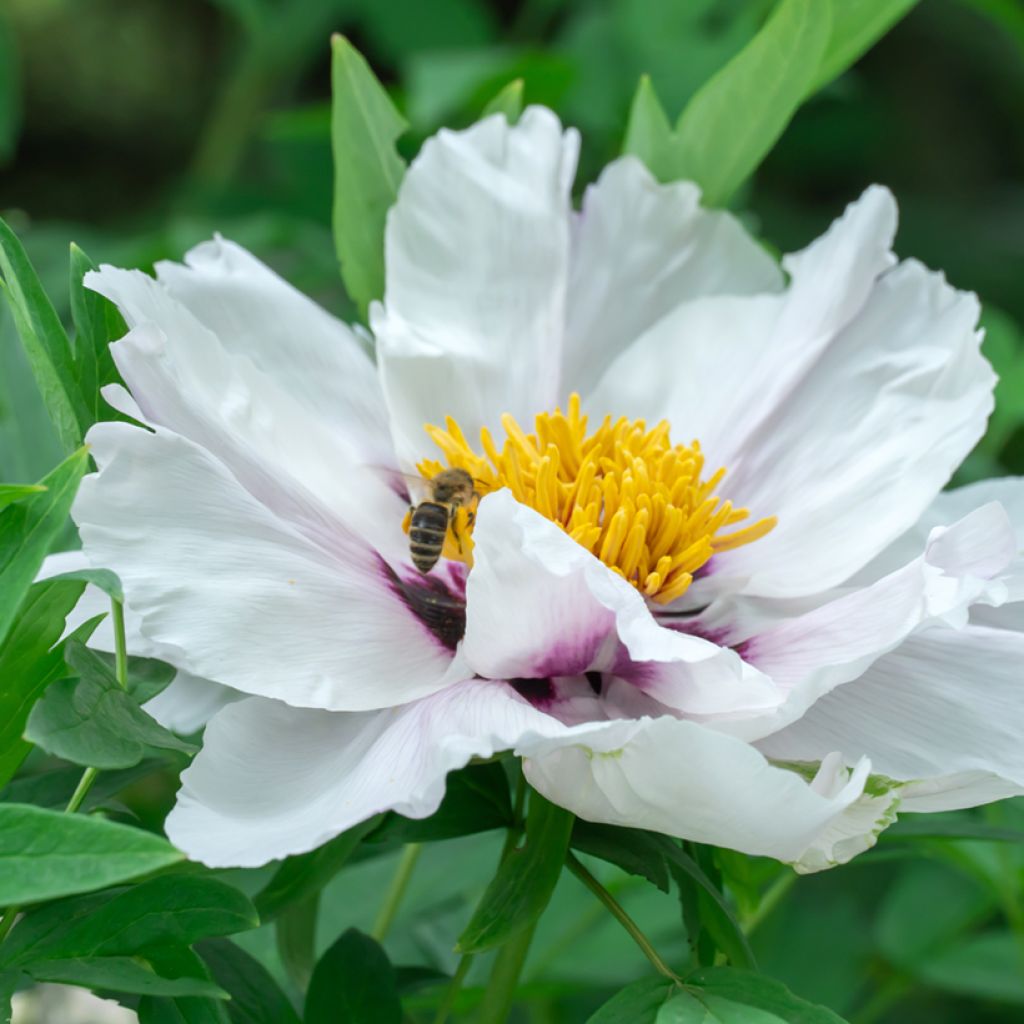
[1,1,1024,1021]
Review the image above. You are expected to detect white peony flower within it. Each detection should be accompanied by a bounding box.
[69,107,1024,871]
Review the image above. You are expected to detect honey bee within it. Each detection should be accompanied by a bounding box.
[407,468,479,574]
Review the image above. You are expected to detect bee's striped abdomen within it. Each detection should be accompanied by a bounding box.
[408,501,451,573]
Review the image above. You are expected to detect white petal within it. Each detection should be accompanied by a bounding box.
[857,476,1024,629]
[167,679,567,867]
[103,320,408,565]
[73,422,460,712]
[143,670,242,735]
[789,755,901,874]
[563,157,783,397]
[732,503,1015,742]
[169,672,880,870]
[520,716,875,864]
[37,552,237,733]
[462,490,781,717]
[375,108,579,466]
[89,238,390,459]
[588,186,896,469]
[899,772,1024,813]
[589,188,993,599]
[717,261,992,597]
[758,624,1024,798]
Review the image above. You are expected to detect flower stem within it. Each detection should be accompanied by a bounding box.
[432,953,473,1024]
[111,598,129,689]
[65,766,100,815]
[566,853,682,983]
[742,869,796,936]
[371,842,423,942]
[477,918,539,1023]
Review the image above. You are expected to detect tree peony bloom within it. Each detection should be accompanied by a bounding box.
[70,107,1024,871]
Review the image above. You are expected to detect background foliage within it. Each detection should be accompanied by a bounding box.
[1,1,1023,1022]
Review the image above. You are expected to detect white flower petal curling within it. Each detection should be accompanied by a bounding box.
[857,476,1024,630]
[731,502,1015,743]
[89,239,391,464]
[758,624,1024,800]
[375,107,579,466]
[519,715,877,867]
[73,422,463,713]
[169,671,883,871]
[167,679,568,867]
[563,156,784,397]
[462,489,781,717]
[589,188,993,601]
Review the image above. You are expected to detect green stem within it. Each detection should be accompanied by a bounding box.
[111,598,128,689]
[65,766,100,814]
[432,953,473,1024]
[567,853,682,983]
[477,918,539,1023]
[742,869,796,936]
[371,843,423,942]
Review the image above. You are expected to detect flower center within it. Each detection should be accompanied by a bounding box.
[408,393,775,604]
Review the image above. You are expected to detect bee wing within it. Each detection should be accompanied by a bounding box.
[364,464,430,504]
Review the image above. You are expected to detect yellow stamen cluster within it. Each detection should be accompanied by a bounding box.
[413,394,776,604]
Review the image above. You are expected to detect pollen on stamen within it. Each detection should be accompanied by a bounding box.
[410,393,776,604]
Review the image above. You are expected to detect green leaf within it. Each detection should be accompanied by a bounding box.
[369,761,512,844]
[2,877,257,967]
[68,242,127,427]
[685,967,850,1023]
[197,938,301,1024]
[0,579,86,788]
[330,35,408,319]
[913,930,1024,1004]
[622,75,677,184]
[0,803,182,905]
[675,0,831,204]
[875,861,994,970]
[0,447,90,647]
[812,0,920,91]
[43,564,124,603]
[276,894,317,993]
[665,844,756,971]
[139,995,231,1024]
[571,821,671,894]
[254,816,379,922]
[482,77,524,121]
[587,977,679,1023]
[304,929,401,1024]
[25,641,197,769]
[0,219,90,451]
[882,814,1024,843]
[23,956,227,999]
[624,0,832,204]
[456,791,573,953]
[0,970,20,1024]
[660,992,784,1023]
[0,484,45,512]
